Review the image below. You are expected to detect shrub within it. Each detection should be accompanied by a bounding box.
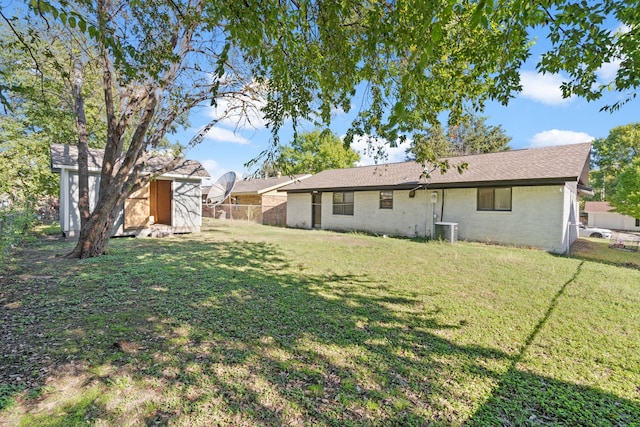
[0,205,38,266]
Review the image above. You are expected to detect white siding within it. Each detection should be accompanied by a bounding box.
[442,185,568,253]
[173,180,202,232]
[64,171,101,237]
[286,192,313,229]
[287,184,574,253]
[320,190,433,237]
[588,211,640,231]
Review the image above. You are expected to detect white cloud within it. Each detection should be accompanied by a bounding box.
[528,129,595,148]
[199,159,245,186]
[349,135,408,166]
[596,59,620,82]
[616,23,631,35]
[200,159,222,180]
[199,159,224,186]
[519,70,572,106]
[202,126,250,145]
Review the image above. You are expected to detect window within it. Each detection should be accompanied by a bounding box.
[333,192,354,215]
[636,218,640,227]
[379,191,393,209]
[477,187,512,211]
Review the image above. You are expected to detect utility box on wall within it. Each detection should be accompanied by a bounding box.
[435,222,458,243]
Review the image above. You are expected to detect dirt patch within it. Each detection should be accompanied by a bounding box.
[570,239,595,252]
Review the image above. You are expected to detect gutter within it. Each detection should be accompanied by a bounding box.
[577,184,595,197]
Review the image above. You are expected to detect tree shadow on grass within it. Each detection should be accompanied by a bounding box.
[465,367,640,426]
[1,235,639,425]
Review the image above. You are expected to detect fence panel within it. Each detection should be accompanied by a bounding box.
[203,204,264,224]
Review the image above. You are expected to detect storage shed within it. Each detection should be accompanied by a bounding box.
[50,144,210,238]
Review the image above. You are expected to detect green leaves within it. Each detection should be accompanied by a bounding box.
[536,0,640,107]
[610,156,640,219]
[276,129,360,175]
[589,123,640,202]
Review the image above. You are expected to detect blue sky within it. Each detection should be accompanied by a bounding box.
[174,27,639,183]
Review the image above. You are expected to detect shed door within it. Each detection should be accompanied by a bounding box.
[124,184,150,230]
[312,192,322,228]
[151,180,172,225]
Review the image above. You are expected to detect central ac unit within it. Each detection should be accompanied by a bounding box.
[434,222,458,243]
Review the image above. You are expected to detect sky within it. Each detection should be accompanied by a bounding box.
[172,27,639,184]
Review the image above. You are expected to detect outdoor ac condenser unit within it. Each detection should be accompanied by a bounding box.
[434,222,458,243]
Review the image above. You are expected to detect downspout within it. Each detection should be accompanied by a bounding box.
[425,188,430,238]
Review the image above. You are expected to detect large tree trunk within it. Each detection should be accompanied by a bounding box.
[66,182,127,258]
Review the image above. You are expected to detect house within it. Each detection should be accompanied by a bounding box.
[282,143,593,254]
[584,201,640,231]
[204,174,311,225]
[50,144,210,238]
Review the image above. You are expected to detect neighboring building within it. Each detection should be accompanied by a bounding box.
[584,201,640,231]
[204,174,311,225]
[282,143,593,254]
[50,144,210,238]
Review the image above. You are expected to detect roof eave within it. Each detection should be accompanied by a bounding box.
[284,177,579,193]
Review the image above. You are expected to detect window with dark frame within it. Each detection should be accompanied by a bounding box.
[636,218,640,227]
[477,187,512,211]
[333,191,354,215]
[379,190,393,209]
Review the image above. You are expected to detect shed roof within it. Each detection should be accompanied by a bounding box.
[282,143,592,193]
[584,201,613,213]
[50,144,210,178]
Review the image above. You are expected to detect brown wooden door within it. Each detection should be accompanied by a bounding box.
[151,180,172,225]
[125,184,150,230]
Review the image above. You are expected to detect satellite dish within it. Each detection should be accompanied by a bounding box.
[205,171,236,207]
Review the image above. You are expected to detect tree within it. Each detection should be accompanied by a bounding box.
[277,130,360,174]
[448,115,511,156]
[589,123,640,200]
[405,126,452,163]
[535,0,640,112]
[406,114,511,162]
[3,0,639,258]
[609,157,640,219]
[0,21,105,204]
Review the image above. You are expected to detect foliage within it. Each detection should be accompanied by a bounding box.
[609,157,640,219]
[277,129,360,174]
[406,113,511,162]
[1,222,639,425]
[447,114,512,155]
[0,205,37,267]
[589,123,640,201]
[535,0,640,111]
[405,126,452,162]
[2,0,640,257]
[0,21,101,202]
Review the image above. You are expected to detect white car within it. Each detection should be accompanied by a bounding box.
[578,224,613,239]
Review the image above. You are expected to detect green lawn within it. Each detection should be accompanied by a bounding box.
[1,220,639,426]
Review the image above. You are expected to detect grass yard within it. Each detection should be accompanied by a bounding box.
[1,220,639,426]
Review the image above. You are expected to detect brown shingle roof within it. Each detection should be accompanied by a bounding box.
[231,174,312,195]
[584,201,613,212]
[282,143,591,192]
[50,144,210,178]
